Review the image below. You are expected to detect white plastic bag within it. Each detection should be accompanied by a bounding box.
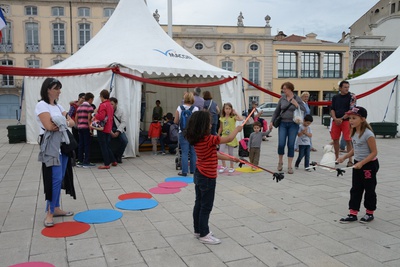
[293,106,304,124]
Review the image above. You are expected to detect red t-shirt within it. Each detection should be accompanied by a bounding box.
[194,135,221,178]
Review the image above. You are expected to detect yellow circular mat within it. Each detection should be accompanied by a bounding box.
[235,166,263,173]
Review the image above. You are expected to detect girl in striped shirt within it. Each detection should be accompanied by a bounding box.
[185,111,242,245]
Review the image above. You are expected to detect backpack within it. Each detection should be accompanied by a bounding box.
[168,123,179,142]
[179,105,194,131]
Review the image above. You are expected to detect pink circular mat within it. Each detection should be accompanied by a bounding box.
[148,187,181,194]
[8,262,55,267]
[158,181,188,188]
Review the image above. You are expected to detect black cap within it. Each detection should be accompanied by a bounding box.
[345,106,367,118]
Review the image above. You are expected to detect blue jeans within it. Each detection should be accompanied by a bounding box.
[78,128,91,164]
[114,132,128,159]
[179,132,196,174]
[97,131,116,166]
[47,153,68,214]
[211,124,218,136]
[278,121,299,158]
[295,145,311,168]
[193,169,216,237]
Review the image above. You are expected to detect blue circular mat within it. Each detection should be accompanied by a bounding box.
[165,177,194,183]
[74,209,123,224]
[115,198,158,210]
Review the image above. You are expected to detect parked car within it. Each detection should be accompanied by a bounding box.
[257,102,278,117]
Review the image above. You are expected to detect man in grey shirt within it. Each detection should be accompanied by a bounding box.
[193,87,205,110]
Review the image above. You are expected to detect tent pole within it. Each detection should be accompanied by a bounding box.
[167,0,173,38]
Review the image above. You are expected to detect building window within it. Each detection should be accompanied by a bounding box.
[25,22,39,52]
[104,8,115,17]
[53,59,64,65]
[52,7,64,16]
[223,43,232,51]
[27,59,40,68]
[52,23,66,53]
[78,23,91,48]
[278,51,297,78]
[250,44,258,51]
[78,7,90,17]
[221,61,233,71]
[1,59,14,86]
[323,53,342,78]
[195,43,203,50]
[301,52,320,78]
[391,3,396,14]
[1,21,12,47]
[249,61,260,85]
[353,51,379,73]
[25,6,38,16]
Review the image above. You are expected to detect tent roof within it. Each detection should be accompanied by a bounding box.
[51,0,236,78]
[351,46,400,81]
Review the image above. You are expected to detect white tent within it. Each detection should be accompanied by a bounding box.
[24,0,243,156]
[349,46,400,136]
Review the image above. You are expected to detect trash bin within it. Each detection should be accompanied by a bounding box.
[322,115,331,128]
[7,125,26,144]
[370,122,398,138]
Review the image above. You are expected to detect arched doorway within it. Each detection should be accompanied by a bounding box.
[0,94,19,119]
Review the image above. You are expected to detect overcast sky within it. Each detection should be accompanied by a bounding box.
[146,0,379,42]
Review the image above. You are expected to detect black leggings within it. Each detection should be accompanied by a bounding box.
[348,159,379,212]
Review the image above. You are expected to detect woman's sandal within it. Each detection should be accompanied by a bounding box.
[277,162,283,171]
[44,220,54,227]
[288,167,294,174]
[346,161,354,167]
[53,211,74,217]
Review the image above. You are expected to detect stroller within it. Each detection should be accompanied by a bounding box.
[175,141,182,170]
[238,138,249,158]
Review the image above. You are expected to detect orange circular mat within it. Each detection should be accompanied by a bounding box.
[118,192,153,200]
[41,221,90,238]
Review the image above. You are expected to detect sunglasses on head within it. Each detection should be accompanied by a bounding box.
[48,78,62,90]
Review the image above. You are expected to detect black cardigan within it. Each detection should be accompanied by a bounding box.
[42,156,76,201]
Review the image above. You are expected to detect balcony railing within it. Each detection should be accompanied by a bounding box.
[52,44,66,53]
[0,44,13,53]
[26,44,40,53]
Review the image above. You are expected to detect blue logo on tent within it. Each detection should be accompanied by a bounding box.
[154,49,193,60]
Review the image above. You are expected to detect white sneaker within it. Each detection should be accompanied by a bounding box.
[218,167,227,173]
[199,233,221,245]
[251,167,257,171]
[228,168,235,173]
[194,231,213,239]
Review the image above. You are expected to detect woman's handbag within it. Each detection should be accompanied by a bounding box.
[61,130,78,155]
[273,115,282,128]
[272,103,292,128]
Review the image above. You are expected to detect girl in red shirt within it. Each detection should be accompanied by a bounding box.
[185,111,242,245]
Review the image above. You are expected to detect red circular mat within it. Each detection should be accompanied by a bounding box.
[158,181,188,188]
[148,187,181,194]
[8,262,55,267]
[118,192,153,200]
[41,221,90,238]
